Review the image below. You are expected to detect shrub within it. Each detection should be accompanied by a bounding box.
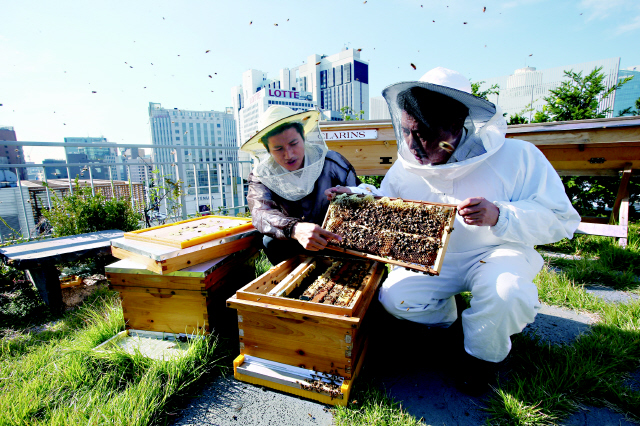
[43,178,141,237]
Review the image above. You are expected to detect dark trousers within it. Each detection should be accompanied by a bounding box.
[262,235,318,266]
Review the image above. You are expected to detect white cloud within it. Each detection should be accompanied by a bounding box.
[615,14,640,35]
[580,0,640,23]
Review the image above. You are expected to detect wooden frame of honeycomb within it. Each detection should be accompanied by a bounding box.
[322,194,457,275]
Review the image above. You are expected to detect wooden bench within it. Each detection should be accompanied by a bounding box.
[320,116,640,247]
[0,230,124,311]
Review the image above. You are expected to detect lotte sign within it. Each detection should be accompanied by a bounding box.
[267,89,313,101]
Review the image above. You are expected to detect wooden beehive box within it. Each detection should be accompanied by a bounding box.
[322,194,457,274]
[227,255,386,405]
[111,228,258,275]
[106,247,258,334]
[124,215,254,249]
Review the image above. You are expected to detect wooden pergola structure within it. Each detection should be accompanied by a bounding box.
[320,115,640,246]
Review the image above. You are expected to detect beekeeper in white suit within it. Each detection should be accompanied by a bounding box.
[327,67,580,393]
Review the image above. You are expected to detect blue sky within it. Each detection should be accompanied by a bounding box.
[1,0,638,163]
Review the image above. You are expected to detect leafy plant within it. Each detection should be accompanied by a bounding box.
[507,112,529,125]
[528,67,638,220]
[358,175,384,187]
[532,67,633,123]
[142,169,184,227]
[471,80,500,101]
[43,177,141,237]
[617,96,640,117]
[340,106,365,121]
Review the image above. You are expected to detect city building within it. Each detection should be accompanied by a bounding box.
[63,136,122,180]
[0,126,27,180]
[148,102,243,215]
[370,96,391,120]
[122,148,153,183]
[614,66,640,116]
[231,47,370,147]
[473,58,637,122]
[42,159,68,180]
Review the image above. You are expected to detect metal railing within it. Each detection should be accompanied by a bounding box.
[0,140,253,240]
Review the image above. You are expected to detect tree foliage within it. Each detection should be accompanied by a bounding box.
[43,178,141,237]
[532,67,638,221]
[617,96,640,117]
[533,67,633,123]
[340,106,365,121]
[507,113,528,125]
[471,81,500,101]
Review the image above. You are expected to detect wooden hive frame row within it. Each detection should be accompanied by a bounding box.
[322,194,457,274]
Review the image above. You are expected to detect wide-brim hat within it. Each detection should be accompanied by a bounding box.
[240,106,321,154]
[382,67,497,124]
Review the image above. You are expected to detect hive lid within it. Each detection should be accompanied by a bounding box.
[124,215,254,249]
[111,229,258,261]
[105,254,231,277]
[322,194,457,274]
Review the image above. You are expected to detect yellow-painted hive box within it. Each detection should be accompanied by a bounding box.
[226,255,386,406]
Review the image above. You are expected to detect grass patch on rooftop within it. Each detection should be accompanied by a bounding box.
[0,288,228,426]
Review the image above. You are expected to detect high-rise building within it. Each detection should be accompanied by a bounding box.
[231,47,370,147]
[148,102,242,214]
[63,137,121,180]
[473,58,628,122]
[0,126,27,180]
[614,66,640,116]
[370,96,391,120]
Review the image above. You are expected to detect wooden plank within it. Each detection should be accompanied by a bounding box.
[575,222,628,238]
[240,334,348,370]
[229,296,361,329]
[111,246,165,274]
[112,235,257,275]
[239,339,352,379]
[611,164,632,223]
[121,304,209,334]
[235,292,354,317]
[239,310,351,349]
[108,273,205,291]
[268,258,316,297]
[111,285,207,298]
[236,257,300,295]
[320,117,640,176]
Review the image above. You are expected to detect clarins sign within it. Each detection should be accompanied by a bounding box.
[321,130,378,141]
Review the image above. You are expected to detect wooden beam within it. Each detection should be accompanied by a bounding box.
[320,117,640,176]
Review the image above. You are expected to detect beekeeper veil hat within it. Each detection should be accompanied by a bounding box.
[241,106,327,201]
[382,67,507,174]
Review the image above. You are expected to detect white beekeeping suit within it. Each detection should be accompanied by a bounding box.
[359,67,580,363]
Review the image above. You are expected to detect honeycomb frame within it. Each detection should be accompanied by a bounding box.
[322,194,457,274]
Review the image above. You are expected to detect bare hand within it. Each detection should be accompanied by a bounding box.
[324,186,353,201]
[292,222,342,251]
[457,197,499,227]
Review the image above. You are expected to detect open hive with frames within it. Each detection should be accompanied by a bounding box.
[227,255,386,406]
[322,194,457,274]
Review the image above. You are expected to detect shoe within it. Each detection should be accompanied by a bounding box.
[455,351,499,396]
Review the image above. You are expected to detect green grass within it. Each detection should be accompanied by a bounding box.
[1,230,639,426]
[334,227,640,426]
[334,381,425,425]
[0,289,226,426]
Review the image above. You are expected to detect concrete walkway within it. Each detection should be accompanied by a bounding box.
[172,287,640,426]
